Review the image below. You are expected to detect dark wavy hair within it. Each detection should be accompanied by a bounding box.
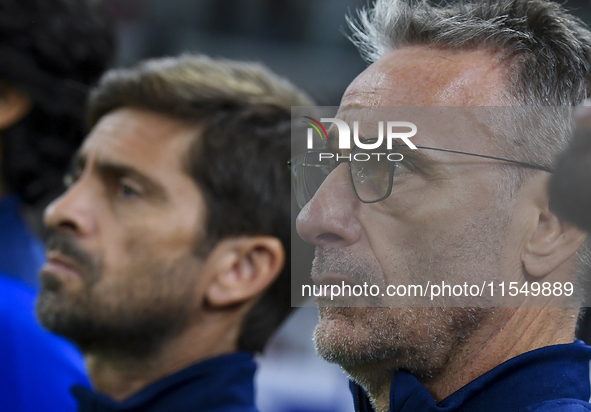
[0,0,115,204]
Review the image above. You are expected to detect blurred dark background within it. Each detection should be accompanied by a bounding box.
[105,0,369,106]
[103,0,591,105]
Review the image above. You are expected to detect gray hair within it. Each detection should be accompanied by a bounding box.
[347,0,591,300]
[348,0,591,105]
[347,0,591,157]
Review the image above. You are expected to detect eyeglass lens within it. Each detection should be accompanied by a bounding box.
[350,145,394,203]
[291,144,551,208]
[292,144,395,208]
[291,151,335,208]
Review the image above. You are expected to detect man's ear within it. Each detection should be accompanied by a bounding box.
[0,85,30,130]
[204,236,285,308]
[522,184,587,277]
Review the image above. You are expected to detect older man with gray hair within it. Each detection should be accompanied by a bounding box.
[292,0,591,411]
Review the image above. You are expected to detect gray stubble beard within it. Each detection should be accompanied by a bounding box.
[311,195,513,392]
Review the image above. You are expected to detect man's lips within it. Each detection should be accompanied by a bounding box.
[42,252,82,280]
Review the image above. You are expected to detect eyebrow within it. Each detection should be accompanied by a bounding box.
[71,152,168,201]
[397,144,437,168]
[348,130,439,169]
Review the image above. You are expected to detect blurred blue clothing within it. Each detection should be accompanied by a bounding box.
[0,195,45,289]
[351,340,591,412]
[0,273,90,412]
[73,352,259,412]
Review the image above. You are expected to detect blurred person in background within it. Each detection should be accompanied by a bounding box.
[548,102,591,346]
[549,104,591,232]
[36,54,313,412]
[0,0,115,285]
[0,0,115,411]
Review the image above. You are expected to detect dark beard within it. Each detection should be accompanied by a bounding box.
[36,278,193,358]
[36,233,197,359]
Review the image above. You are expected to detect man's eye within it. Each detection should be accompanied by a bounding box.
[111,177,143,199]
[392,161,412,180]
[118,182,140,198]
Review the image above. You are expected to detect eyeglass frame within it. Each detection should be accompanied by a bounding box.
[288,140,554,206]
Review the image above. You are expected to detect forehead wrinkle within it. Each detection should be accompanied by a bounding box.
[86,107,201,170]
[77,142,170,198]
[344,47,509,109]
[84,129,196,182]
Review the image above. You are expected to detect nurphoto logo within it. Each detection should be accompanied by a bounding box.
[302,117,418,162]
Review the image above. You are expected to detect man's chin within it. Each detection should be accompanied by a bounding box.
[36,288,79,335]
[36,290,194,359]
[313,306,495,383]
[39,267,89,299]
[313,307,378,366]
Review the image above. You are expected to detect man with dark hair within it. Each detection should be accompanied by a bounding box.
[0,0,115,284]
[0,1,114,411]
[36,54,313,411]
[292,0,591,411]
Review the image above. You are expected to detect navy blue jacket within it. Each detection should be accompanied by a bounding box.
[73,352,259,412]
[0,195,44,288]
[0,195,91,411]
[352,340,591,412]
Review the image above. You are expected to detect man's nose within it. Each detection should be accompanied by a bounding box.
[296,163,362,248]
[44,177,97,237]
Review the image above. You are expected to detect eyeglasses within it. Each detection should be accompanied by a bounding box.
[288,139,553,209]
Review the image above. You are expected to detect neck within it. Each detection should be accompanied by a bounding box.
[365,307,578,412]
[85,312,241,401]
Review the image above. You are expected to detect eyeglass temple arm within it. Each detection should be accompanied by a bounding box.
[411,145,554,173]
[288,147,554,173]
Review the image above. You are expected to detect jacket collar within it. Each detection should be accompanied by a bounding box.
[352,341,591,412]
[74,352,258,412]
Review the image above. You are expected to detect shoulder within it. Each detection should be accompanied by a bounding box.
[523,399,591,412]
[0,272,89,355]
[0,274,89,412]
[0,274,36,318]
[0,273,84,366]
